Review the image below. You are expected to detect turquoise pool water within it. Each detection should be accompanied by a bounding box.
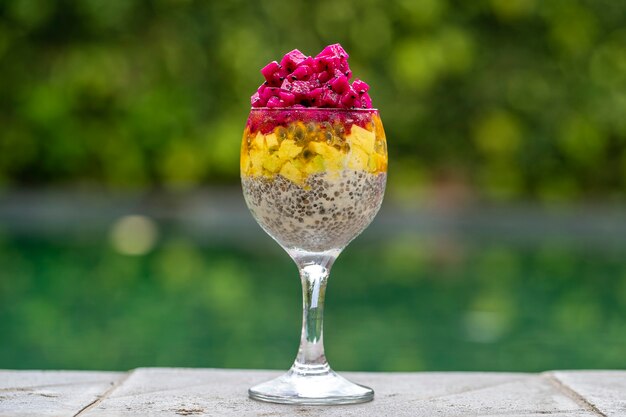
[1,218,625,372]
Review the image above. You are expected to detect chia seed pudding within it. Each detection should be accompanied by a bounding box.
[242,170,386,252]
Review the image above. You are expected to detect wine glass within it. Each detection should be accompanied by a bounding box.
[241,107,387,405]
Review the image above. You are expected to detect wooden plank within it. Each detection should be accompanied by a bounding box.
[550,371,626,417]
[0,370,125,417]
[81,368,595,416]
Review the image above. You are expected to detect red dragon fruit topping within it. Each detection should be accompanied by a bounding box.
[290,65,312,81]
[321,89,340,107]
[360,93,372,108]
[316,43,348,59]
[266,96,282,108]
[290,81,311,98]
[280,49,308,73]
[261,61,280,82]
[261,87,280,102]
[340,85,358,107]
[250,92,263,107]
[307,87,324,105]
[331,75,350,94]
[251,44,372,109]
[352,79,369,94]
[317,70,332,84]
[279,91,296,106]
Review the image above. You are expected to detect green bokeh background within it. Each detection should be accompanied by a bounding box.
[1,0,626,373]
[1,0,625,200]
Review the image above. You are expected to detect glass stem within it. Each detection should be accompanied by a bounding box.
[290,251,338,375]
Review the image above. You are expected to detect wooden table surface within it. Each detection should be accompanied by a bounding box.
[1,368,625,416]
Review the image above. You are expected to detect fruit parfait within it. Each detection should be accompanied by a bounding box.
[242,44,387,405]
[241,44,388,253]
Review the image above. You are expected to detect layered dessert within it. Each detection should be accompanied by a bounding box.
[241,45,387,252]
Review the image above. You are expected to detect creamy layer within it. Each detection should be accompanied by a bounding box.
[242,170,386,252]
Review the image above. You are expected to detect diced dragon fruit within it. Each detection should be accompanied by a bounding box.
[340,86,358,107]
[280,78,292,91]
[299,56,314,68]
[261,87,280,102]
[316,43,349,59]
[331,75,349,94]
[266,96,283,108]
[321,89,340,107]
[250,44,373,109]
[290,65,312,81]
[308,87,324,100]
[261,61,280,82]
[280,49,308,73]
[316,44,350,75]
[340,94,353,108]
[307,87,324,105]
[279,91,295,106]
[251,92,264,107]
[317,56,342,73]
[307,77,322,90]
[290,80,311,98]
[360,92,372,108]
[352,79,369,94]
[316,70,332,84]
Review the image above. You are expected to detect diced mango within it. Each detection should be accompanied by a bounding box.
[308,142,344,171]
[370,153,387,172]
[304,155,325,175]
[292,158,305,171]
[368,154,377,172]
[280,161,303,184]
[248,148,265,176]
[348,124,375,154]
[265,133,279,150]
[375,137,387,154]
[347,146,369,171]
[277,139,303,160]
[240,150,250,173]
[308,141,333,158]
[373,114,386,140]
[262,154,283,173]
[251,132,265,150]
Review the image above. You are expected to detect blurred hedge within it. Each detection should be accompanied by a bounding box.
[0,0,625,201]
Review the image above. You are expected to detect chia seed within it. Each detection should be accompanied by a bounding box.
[242,170,386,252]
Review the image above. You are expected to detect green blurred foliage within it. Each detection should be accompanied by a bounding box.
[0,0,625,201]
[1,231,625,371]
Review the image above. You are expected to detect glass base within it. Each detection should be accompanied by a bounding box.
[249,365,374,405]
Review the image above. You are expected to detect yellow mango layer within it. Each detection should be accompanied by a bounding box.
[241,115,387,185]
[348,124,376,154]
